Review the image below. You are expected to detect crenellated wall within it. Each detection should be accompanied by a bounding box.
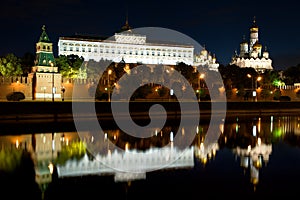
[0,76,33,100]
[1,76,300,101]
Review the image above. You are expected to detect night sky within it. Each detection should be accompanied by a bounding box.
[1,0,300,70]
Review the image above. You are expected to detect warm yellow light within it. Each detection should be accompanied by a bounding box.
[125,143,129,151]
[247,74,251,78]
[200,73,205,79]
[15,139,19,148]
[48,163,54,174]
[108,69,112,75]
[257,76,262,81]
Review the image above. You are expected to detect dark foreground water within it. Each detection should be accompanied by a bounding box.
[1,113,300,199]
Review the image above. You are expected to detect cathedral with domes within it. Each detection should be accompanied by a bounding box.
[230,17,273,73]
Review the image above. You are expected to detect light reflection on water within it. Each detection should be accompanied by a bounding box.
[1,115,300,199]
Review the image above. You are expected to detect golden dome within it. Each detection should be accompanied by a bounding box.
[253,41,262,48]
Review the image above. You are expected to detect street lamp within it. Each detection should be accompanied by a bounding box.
[50,61,55,102]
[247,74,254,101]
[255,76,262,101]
[247,74,262,102]
[42,86,46,101]
[107,69,112,102]
[61,86,65,101]
[198,73,205,102]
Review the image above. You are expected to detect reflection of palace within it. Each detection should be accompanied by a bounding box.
[4,115,300,196]
[57,146,194,182]
[233,137,272,189]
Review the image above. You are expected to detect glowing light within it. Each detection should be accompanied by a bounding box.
[181,127,185,136]
[253,125,257,136]
[236,123,239,133]
[258,118,261,133]
[15,139,19,148]
[48,163,54,174]
[125,143,129,151]
[170,132,174,142]
[247,145,251,153]
[257,137,261,146]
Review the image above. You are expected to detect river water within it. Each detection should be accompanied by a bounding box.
[1,113,300,199]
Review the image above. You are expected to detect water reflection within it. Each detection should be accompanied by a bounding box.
[1,115,300,199]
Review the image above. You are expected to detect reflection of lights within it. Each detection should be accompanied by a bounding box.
[181,127,185,136]
[200,142,204,151]
[253,125,257,136]
[236,123,239,133]
[104,133,108,140]
[257,137,261,146]
[170,132,174,142]
[15,139,19,148]
[52,138,55,151]
[196,126,199,134]
[48,163,54,174]
[212,149,216,157]
[247,145,251,153]
[125,143,129,151]
[270,116,273,133]
[155,129,158,136]
[43,135,46,143]
[91,136,94,143]
[219,123,224,134]
[258,118,261,133]
[114,134,117,140]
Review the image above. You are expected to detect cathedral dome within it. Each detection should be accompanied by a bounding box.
[253,41,262,48]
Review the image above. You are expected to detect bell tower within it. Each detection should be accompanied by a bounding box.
[31,25,62,101]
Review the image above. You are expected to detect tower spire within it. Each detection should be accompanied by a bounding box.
[120,9,131,31]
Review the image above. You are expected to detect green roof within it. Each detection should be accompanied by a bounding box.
[39,25,51,43]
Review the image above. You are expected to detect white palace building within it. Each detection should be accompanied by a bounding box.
[58,21,219,71]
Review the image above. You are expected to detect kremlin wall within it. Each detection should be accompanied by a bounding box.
[1,75,300,102]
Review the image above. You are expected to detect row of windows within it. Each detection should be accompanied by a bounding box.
[61,47,192,58]
[61,43,192,53]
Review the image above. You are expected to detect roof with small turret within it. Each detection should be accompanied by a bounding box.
[39,25,51,43]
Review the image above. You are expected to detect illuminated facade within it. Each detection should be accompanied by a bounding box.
[230,17,273,73]
[58,21,219,71]
[194,46,219,71]
[30,25,62,100]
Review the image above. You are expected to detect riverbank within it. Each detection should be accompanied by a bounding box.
[1,101,300,134]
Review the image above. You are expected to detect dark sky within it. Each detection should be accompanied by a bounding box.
[1,0,300,70]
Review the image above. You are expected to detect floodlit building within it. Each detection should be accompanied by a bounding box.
[58,20,219,71]
[230,17,273,73]
[30,25,62,100]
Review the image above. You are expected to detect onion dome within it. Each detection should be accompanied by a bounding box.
[250,16,258,32]
[253,41,262,49]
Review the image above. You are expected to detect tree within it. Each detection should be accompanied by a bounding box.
[283,64,300,85]
[55,54,84,78]
[21,52,35,76]
[0,53,23,77]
